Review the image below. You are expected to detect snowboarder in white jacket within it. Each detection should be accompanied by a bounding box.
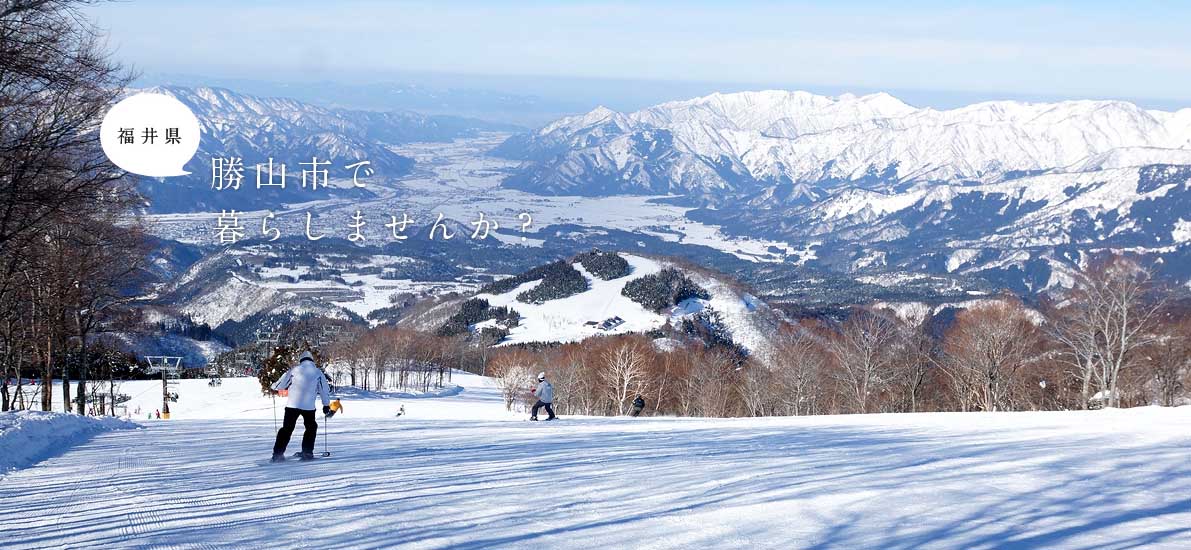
[530,371,556,421]
[271,351,332,462]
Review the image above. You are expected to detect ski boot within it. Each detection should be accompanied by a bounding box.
[298,451,316,461]
[270,453,286,463]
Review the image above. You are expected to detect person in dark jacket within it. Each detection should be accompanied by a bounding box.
[630,395,646,417]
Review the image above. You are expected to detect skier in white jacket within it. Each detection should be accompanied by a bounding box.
[270,351,332,462]
[530,371,556,421]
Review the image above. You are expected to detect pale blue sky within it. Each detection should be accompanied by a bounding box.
[89,1,1191,109]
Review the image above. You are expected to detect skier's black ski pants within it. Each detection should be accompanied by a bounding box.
[531,400,555,419]
[274,407,317,455]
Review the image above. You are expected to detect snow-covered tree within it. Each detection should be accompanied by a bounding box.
[575,250,630,280]
[621,268,709,313]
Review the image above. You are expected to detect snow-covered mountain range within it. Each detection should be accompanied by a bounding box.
[497,91,1191,291]
[498,90,1191,199]
[136,86,508,213]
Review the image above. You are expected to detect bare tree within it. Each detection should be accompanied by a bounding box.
[652,346,692,415]
[1052,257,1164,408]
[0,0,132,249]
[765,323,829,416]
[68,217,147,413]
[688,348,737,417]
[942,300,1039,412]
[490,351,533,412]
[736,361,770,417]
[1144,317,1190,407]
[1047,298,1102,409]
[1,0,135,411]
[892,323,936,412]
[826,308,901,413]
[600,337,651,415]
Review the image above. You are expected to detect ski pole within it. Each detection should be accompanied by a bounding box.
[272,393,277,432]
[322,413,330,457]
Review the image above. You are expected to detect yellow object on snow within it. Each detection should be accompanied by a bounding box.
[330,399,343,414]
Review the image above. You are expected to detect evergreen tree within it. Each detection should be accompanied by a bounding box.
[257,346,295,395]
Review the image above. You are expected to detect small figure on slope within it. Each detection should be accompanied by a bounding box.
[530,371,556,421]
[270,350,332,462]
[630,395,646,417]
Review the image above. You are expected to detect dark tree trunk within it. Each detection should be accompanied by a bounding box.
[75,315,88,415]
[41,335,52,411]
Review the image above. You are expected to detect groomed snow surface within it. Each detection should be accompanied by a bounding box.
[3,372,1190,549]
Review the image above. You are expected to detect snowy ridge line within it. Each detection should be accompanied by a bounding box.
[552,89,1191,185]
[0,411,138,474]
[498,90,1191,292]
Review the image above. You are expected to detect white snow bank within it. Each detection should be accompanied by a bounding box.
[0,411,138,474]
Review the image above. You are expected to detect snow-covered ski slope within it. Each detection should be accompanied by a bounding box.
[4,372,1191,549]
[475,254,667,345]
[475,254,775,352]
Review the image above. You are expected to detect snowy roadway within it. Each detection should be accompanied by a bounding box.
[3,374,1191,549]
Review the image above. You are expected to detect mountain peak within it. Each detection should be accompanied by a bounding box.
[588,105,617,116]
[539,105,627,135]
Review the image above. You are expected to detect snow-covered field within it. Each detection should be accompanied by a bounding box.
[4,371,1190,549]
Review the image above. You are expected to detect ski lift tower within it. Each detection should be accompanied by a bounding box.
[257,330,281,353]
[75,391,131,416]
[232,350,255,376]
[317,324,343,351]
[145,356,182,419]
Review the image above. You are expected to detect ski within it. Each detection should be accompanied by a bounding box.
[263,455,330,466]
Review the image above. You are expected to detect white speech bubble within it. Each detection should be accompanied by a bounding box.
[100,93,200,177]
